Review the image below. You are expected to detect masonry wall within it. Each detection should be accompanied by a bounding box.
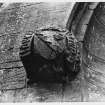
[0,3,73,90]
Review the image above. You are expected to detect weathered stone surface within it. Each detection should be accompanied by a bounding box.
[0,2,73,90]
[83,3,105,101]
[0,2,82,102]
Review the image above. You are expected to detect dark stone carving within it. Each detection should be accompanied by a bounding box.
[19,27,80,84]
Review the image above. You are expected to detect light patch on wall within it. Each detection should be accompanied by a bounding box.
[47,2,63,7]
[0,3,10,12]
[46,2,70,8]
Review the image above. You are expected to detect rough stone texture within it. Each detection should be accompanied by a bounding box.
[66,2,98,41]
[0,2,84,102]
[0,2,87,102]
[0,2,73,90]
[0,78,81,102]
[82,3,105,101]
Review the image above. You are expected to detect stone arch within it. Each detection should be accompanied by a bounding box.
[66,2,99,42]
